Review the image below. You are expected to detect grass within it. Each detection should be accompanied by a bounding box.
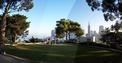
[4,44,122,63]
[74,44,122,63]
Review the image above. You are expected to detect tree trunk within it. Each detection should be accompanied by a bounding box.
[0,1,10,54]
[0,12,8,54]
[68,32,70,40]
[12,32,16,45]
[0,14,7,44]
[66,32,68,40]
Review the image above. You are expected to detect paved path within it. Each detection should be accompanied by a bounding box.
[0,54,28,63]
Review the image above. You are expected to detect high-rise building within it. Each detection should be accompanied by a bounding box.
[99,25,104,35]
[51,30,55,40]
[86,23,100,42]
[88,22,91,37]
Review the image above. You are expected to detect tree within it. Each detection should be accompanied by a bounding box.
[69,21,84,39]
[28,36,42,43]
[86,0,122,21]
[75,28,84,38]
[0,0,33,46]
[55,18,84,41]
[6,14,30,45]
[100,28,111,44]
[111,21,122,33]
[55,27,64,39]
[104,28,110,34]
[100,22,122,47]
[86,0,122,48]
[101,31,122,48]
[56,19,70,40]
[21,30,29,40]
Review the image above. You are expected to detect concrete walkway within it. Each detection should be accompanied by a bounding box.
[0,54,28,63]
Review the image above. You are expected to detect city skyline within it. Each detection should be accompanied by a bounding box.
[1,0,115,38]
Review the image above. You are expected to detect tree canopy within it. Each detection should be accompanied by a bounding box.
[0,0,33,12]
[55,19,84,40]
[0,0,33,44]
[6,14,30,44]
[86,0,122,21]
[100,21,122,47]
[111,21,122,33]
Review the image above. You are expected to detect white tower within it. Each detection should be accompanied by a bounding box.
[88,22,91,37]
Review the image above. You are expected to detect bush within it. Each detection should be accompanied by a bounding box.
[25,36,44,43]
[65,39,77,44]
[79,42,110,48]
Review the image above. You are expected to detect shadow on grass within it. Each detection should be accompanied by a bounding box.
[5,44,76,63]
[4,44,122,63]
[74,44,122,63]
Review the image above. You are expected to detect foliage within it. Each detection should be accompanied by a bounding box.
[111,21,122,33]
[100,21,122,47]
[0,0,33,45]
[55,19,84,40]
[75,28,84,38]
[10,14,30,36]
[79,42,110,48]
[86,0,122,21]
[28,36,43,43]
[6,14,30,44]
[0,0,33,12]
[102,32,122,43]
[86,0,122,46]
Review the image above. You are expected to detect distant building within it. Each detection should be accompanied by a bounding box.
[88,22,91,38]
[51,30,55,40]
[86,23,91,41]
[99,25,104,35]
[85,23,100,42]
[97,25,105,42]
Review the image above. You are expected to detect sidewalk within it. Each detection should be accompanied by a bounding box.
[0,54,28,63]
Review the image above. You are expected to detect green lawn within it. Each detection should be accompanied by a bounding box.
[4,44,122,63]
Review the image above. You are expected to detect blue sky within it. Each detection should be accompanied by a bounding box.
[14,0,115,38]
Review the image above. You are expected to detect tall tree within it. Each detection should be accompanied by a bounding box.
[69,21,84,39]
[86,0,122,47]
[55,19,84,41]
[75,28,84,38]
[100,28,111,44]
[6,14,30,45]
[55,27,64,39]
[0,0,33,46]
[101,22,122,46]
[56,19,70,40]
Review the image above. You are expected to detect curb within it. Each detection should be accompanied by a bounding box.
[4,54,29,63]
